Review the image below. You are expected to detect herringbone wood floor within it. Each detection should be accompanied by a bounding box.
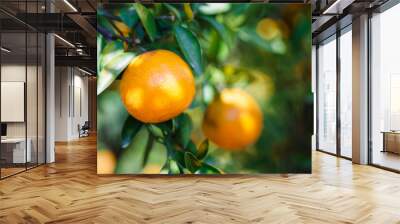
[1,135,400,224]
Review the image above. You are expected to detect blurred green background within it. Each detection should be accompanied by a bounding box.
[97,3,312,174]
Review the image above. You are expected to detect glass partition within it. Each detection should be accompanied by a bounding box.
[0,0,46,179]
[1,29,28,178]
[317,35,337,154]
[38,32,45,165]
[27,30,38,169]
[339,27,352,158]
[371,3,400,171]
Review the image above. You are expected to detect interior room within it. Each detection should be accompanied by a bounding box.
[370,2,400,171]
[0,4,46,178]
[0,0,399,223]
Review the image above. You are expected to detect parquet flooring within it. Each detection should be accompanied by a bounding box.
[1,135,400,223]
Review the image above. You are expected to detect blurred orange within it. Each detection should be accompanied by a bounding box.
[120,50,195,123]
[202,88,263,150]
[256,18,281,40]
[97,150,116,174]
[143,164,162,174]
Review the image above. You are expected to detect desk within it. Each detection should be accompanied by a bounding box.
[382,131,400,154]
[1,138,31,163]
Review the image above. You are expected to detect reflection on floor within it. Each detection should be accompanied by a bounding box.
[0,135,400,223]
[373,150,400,171]
[0,163,42,178]
[0,167,25,177]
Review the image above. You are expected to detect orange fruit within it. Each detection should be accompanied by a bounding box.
[143,164,162,174]
[120,50,195,123]
[256,18,281,40]
[202,88,263,150]
[97,150,116,174]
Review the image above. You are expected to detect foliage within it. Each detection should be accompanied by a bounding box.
[97,3,312,174]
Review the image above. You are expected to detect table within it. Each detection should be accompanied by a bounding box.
[1,138,31,163]
[381,131,400,154]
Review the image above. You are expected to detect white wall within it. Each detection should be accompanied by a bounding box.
[1,63,46,164]
[1,65,37,138]
[54,66,89,141]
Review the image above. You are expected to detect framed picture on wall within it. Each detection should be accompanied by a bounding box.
[97,3,312,175]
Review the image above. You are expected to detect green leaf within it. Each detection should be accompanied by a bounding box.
[100,40,124,71]
[115,127,148,174]
[164,3,182,21]
[186,140,197,155]
[196,139,209,160]
[147,124,164,138]
[145,140,167,170]
[183,3,194,21]
[97,34,105,72]
[97,14,118,37]
[199,16,232,48]
[197,163,223,174]
[173,25,203,76]
[121,116,143,149]
[168,159,181,174]
[184,152,201,173]
[97,90,129,151]
[156,120,173,135]
[134,3,157,42]
[175,113,193,148]
[97,52,135,95]
[238,26,286,55]
[119,6,139,28]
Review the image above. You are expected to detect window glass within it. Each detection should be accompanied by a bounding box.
[371,3,400,171]
[339,28,352,158]
[317,36,337,154]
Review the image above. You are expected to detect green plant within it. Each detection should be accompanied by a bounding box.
[97,3,312,174]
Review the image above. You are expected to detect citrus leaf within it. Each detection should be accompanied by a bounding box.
[164,3,182,21]
[121,116,142,149]
[196,139,209,160]
[97,34,105,72]
[97,14,118,38]
[147,124,164,138]
[173,25,203,76]
[100,40,124,71]
[238,26,286,54]
[115,128,148,174]
[134,3,157,42]
[184,152,201,173]
[197,162,224,174]
[175,113,193,148]
[183,3,194,21]
[156,120,173,135]
[199,16,232,48]
[168,159,181,174]
[97,52,135,95]
[186,140,197,155]
[119,6,139,28]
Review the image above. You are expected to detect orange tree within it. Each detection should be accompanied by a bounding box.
[97,3,312,174]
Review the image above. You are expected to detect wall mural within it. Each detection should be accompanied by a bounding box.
[97,3,312,174]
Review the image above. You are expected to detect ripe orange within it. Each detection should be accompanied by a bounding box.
[97,150,116,174]
[256,18,281,40]
[202,88,263,150]
[120,50,195,123]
